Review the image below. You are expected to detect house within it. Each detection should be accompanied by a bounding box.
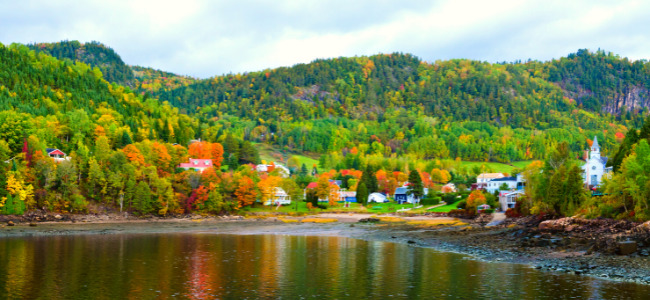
[263,187,291,205]
[442,183,457,193]
[178,158,213,173]
[255,163,291,178]
[368,192,388,203]
[339,191,357,202]
[394,185,429,204]
[46,148,69,162]
[476,173,505,183]
[581,136,612,187]
[499,190,524,212]
[304,180,341,202]
[485,176,518,194]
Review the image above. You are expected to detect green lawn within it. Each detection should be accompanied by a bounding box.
[428,201,461,213]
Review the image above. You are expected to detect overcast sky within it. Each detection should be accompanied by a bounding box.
[2,0,649,78]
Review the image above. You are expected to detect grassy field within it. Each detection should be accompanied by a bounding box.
[254,143,321,171]
[460,160,535,174]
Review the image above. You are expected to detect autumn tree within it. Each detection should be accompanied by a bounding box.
[235,176,257,207]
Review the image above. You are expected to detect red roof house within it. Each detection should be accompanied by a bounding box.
[178,158,213,173]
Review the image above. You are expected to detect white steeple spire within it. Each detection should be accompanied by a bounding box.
[591,136,600,151]
[590,136,600,159]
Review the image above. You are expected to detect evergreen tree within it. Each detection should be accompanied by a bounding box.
[360,165,378,193]
[120,131,133,147]
[563,165,587,216]
[299,163,308,176]
[609,127,639,172]
[357,182,369,207]
[406,170,424,203]
[238,141,259,164]
[640,115,650,141]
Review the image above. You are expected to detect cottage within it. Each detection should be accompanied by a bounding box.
[339,191,357,202]
[46,148,69,162]
[581,136,612,187]
[178,158,213,173]
[394,185,429,204]
[263,187,291,205]
[368,192,388,203]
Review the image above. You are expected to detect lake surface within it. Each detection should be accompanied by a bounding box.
[1,233,649,299]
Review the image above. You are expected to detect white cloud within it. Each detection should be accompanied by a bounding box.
[1,0,649,78]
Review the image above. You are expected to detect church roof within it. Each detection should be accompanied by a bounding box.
[592,136,600,150]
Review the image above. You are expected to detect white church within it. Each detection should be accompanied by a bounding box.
[581,136,612,188]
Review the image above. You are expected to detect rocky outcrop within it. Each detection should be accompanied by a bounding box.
[602,86,650,115]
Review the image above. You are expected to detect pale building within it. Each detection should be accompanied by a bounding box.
[581,136,612,187]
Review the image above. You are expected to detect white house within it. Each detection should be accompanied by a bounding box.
[476,173,505,183]
[499,190,524,211]
[485,176,518,194]
[263,187,291,205]
[368,193,388,203]
[581,136,612,187]
[46,148,70,162]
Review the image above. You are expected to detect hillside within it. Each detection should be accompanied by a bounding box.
[20,41,650,163]
[0,42,199,153]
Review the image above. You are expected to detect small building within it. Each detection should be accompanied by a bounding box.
[339,191,357,202]
[442,183,457,193]
[477,204,491,212]
[581,136,612,187]
[476,173,505,184]
[368,193,388,203]
[263,187,291,205]
[304,180,341,202]
[46,148,69,162]
[394,185,428,204]
[256,163,290,178]
[499,190,524,212]
[178,158,213,173]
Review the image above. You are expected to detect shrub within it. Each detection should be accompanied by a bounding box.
[456,201,467,210]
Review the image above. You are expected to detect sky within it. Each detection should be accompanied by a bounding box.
[2,0,650,78]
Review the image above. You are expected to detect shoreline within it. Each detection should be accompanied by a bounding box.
[2,212,650,285]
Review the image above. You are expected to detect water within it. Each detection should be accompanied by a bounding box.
[1,233,649,299]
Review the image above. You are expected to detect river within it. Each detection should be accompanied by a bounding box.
[1,231,649,299]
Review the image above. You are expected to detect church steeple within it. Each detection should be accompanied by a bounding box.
[590,136,600,159]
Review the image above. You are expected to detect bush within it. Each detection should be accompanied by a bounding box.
[480,209,495,214]
[505,208,521,218]
[456,200,467,210]
[421,196,441,206]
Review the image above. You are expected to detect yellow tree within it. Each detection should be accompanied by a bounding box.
[258,175,283,205]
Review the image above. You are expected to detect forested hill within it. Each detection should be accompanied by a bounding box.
[0,43,199,154]
[10,40,650,163]
[153,50,650,127]
[28,41,135,86]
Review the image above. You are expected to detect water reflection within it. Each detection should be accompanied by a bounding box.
[0,233,649,299]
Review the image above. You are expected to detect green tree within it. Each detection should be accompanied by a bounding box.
[407,170,424,205]
[357,182,369,206]
[133,181,153,215]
